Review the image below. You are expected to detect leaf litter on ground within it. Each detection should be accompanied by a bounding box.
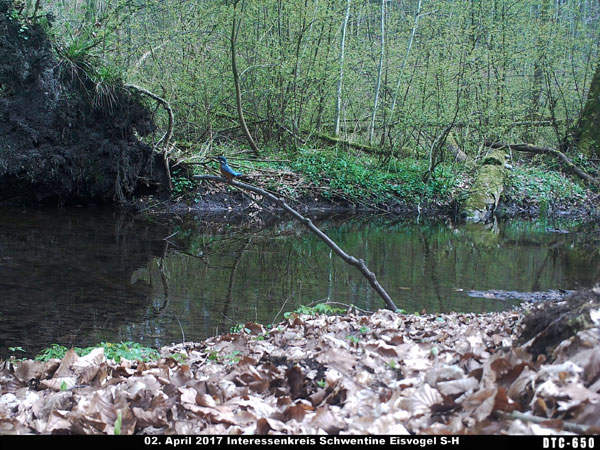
[1,287,600,435]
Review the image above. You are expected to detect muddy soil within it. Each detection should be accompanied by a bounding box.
[0,1,168,205]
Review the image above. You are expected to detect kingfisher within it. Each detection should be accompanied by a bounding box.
[217,156,243,182]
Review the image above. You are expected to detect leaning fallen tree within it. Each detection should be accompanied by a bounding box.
[486,141,600,188]
[194,174,398,312]
[460,138,599,222]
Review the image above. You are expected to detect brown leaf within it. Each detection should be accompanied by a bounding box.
[44,410,72,434]
[197,393,217,407]
[281,403,309,422]
[310,406,346,434]
[366,342,398,357]
[40,376,76,391]
[387,334,404,345]
[40,360,61,380]
[256,417,287,434]
[573,402,600,427]
[400,384,443,416]
[493,387,520,412]
[309,388,328,406]
[286,366,305,399]
[238,396,276,418]
[14,360,45,384]
[584,350,600,386]
[131,393,170,428]
[463,388,497,421]
[424,365,465,385]
[53,348,78,379]
[244,322,265,335]
[179,386,198,404]
[31,391,73,421]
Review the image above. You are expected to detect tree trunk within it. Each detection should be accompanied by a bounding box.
[231,0,261,157]
[574,63,600,159]
[389,0,422,121]
[334,0,351,137]
[368,0,385,146]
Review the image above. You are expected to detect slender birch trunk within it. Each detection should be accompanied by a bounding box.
[369,0,385,145]
[335,0,351,137]
[389,0,422,119]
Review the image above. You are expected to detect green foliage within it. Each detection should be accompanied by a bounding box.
[99,341,160,362]
[346,335,360,344]
[35,342,159,363]
[168,352,188,364]
[207,349,242,365]
[35,344,71,361]
[38,0,599,154]
[114,411,122,435]
[289,150,460,205]
[171,168,198,197]
[7,346,27,362]
[229,323,247,334]
[506,165,586,206]
[21,0,599,206]
[8,346,25,353]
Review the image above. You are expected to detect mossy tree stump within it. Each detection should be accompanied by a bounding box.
[460,150,508,223]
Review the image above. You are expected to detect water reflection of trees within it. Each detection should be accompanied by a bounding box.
[151,216,600,348]
[5,210,596,358]
[0,208,171,358]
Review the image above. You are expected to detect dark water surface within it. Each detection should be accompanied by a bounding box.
[1,207,598,358]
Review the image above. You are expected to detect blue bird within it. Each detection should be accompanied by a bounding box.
[217,156,243,182]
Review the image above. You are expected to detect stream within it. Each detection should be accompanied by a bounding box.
[1,207,598,358]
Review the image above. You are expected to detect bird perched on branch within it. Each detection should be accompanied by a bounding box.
[217,156,243,182]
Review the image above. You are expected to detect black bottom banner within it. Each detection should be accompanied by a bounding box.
[0,435,597,450]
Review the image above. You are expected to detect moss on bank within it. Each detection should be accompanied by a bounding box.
[169,147,595,219]
[461,150,508,222]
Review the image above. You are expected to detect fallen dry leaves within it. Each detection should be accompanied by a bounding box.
[1,302,599,435]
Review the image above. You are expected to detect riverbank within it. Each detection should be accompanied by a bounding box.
[135,151,599,223]
[1,287,598,435]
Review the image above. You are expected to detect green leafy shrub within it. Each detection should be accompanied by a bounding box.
[171,167,197,197]
[290,150,461,205]
[35,341,159,363]
[506,165,586,206]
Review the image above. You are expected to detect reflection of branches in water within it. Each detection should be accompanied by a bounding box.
[218,239,251,334]
[418,232,443,310]
[572,224,600,261]
[165,230,266,271]
[531,244,565,291]
[138,257,187,346]
[157,258,170,312]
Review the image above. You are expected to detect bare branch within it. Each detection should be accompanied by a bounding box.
[485,141,599,187]
[125,83,174,191]
[194,174,399,312]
